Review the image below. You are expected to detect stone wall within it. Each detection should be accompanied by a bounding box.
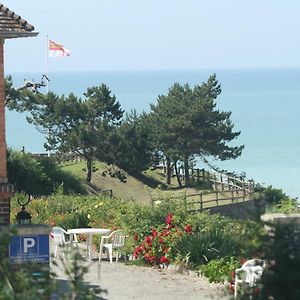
[204,198,266,220]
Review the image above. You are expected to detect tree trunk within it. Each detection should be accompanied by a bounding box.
[166,156,171,185]
[174,160,182,187]
[86,159,92,183]
[184,156,190,187]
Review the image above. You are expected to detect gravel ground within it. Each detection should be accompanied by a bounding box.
[51,256,230,300]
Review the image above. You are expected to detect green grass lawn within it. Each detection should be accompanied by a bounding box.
[60,160,249,207]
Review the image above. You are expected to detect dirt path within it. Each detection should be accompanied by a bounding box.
[52,259,230,300]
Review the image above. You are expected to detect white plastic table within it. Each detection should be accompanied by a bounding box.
[67,228,111,260]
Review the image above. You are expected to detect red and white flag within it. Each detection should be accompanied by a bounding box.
[49,40,71,58]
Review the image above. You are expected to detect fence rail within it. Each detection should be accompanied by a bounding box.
[152,188,251,212]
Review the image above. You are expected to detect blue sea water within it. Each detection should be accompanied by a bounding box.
[6,68,300,199]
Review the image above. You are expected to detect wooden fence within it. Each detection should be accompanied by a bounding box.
[152,188,251,212]
[184,189,249,212]
[163,166,255,193]
[209,173,255,193]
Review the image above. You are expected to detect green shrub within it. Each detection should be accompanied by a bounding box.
[198,256,240,283]
[175,230,240,266]
[7,150,85,196]
[270,198,298,214]
[255,185,291,205]
[259,222,300,300]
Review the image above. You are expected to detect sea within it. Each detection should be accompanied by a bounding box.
[6,68,300,199]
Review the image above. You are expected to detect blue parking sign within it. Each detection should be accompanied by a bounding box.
[9,234,49,264]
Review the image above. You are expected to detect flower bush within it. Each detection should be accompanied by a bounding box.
[10,192,265,287]
[133,213,193,267]
[197,256,240,283]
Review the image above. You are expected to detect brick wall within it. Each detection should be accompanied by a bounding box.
[0,38,7,178]
[0,39,12,224]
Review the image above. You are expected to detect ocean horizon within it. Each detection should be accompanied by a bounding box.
[6,68,300,199]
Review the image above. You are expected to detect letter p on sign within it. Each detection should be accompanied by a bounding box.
[23,237,36,253]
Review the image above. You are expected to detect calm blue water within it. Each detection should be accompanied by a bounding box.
[6,69,300,198]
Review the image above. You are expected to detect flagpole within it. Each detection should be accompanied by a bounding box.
[46,35,50,157]
[46,35,49,93]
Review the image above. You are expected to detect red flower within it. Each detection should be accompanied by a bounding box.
[228,283,235,294]
[133,233,139,242]
[134,246,141,254]
[184,224,192,234]
[161,228,170,237]
[133,245,142,258]
[159,237,164,244]
[151,229,158,237]
[231,271,236,279]
[141,243,147,251]
[159,256,170,264]
[145,236,152,244]
[165,213,173,225]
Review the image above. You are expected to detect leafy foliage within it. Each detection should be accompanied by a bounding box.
[7,150,84,196]
[198,256,240,283]
[8,83,124,183]
[259,222,300,300]
[255,185,292,205]
[149,74,244,185]
[175,230,239,266]
[132,213,193,266]
[109,111,156,174]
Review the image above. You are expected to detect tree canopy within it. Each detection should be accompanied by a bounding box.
[7,83,124,183]
[5,74,243,188]
[149,74,244,185]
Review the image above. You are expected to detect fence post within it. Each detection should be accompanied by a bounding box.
[220,175,224,191]
[200,193,203,211]
[214,174,217,190]
[231,190,234,203]
[216,191,219,206]
[197,168,200,182]
[243,188,246,201]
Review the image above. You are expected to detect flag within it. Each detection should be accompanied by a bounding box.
[49,40,71,58]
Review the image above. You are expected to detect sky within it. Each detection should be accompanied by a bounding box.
[3,1,300,72]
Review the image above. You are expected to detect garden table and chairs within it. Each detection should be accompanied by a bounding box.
[51,226,79,259]
[67,228,111,261]
[234,258,265,298]
[99,230,128,263]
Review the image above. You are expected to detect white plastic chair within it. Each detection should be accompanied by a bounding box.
[51,226,77,259]
[99,230,127,263]
[234,258,265,298]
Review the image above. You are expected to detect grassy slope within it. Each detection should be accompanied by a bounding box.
[60,161,248,207]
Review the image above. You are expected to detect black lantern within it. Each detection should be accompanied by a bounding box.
[16,196,32,225]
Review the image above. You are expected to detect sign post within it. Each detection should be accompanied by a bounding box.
[7,224,50,295]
